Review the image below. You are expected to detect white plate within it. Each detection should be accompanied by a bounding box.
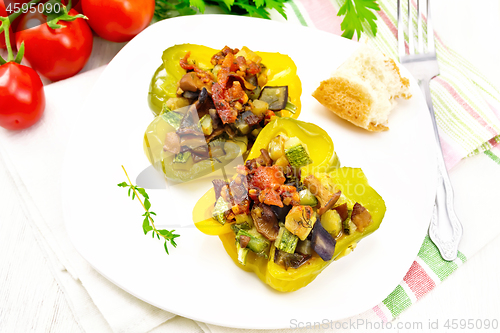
[62,15,437,329]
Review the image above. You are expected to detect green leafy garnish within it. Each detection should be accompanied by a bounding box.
[154,0,288,20]
[118,166,180,254]
[337,0,380,39]
[42,0,87,30]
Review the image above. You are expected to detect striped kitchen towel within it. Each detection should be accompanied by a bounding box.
[203,1,500,332]
[280,0,500,170]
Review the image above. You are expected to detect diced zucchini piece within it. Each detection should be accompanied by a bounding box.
[235,116,251,135]
[161,111,183,130]
[274,227,299,254]
[212,196,230,225]
[299,189,318,206]
[284,137,312,168]
[199,114,213,135]
[343,212,357,235]
[237,229,269,254]
[230,222,251,235]
[235,214,253,227]
[173,151,191,164]
[321,210,342,236]
[236,241,249,265]
[252,99,269,117]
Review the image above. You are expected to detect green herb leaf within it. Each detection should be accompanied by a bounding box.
[338,0,380,40]
[44,0,88,30]
[136,187,149,199]
[142,217,153,234]
[119,166,180,255]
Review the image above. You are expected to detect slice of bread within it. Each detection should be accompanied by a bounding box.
[312,45,411,131]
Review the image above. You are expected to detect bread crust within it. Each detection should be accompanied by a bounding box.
[312,49,411,132]
[312,77,389,132]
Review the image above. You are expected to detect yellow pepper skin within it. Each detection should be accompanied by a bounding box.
[217,167,386,292]
[147,44,302,117]
[193,117,339,235]
[193,118,386,292]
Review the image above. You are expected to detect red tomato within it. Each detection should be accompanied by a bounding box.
[81,0,154,43]
[0,62,45,130]
[14,9,93,81]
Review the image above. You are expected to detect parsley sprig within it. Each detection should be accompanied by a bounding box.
[154,0,287,21]
[118,166,180,254]
[338,0,380,39]
[154,0,380,39]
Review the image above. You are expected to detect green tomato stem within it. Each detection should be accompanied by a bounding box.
[0,18,14,62]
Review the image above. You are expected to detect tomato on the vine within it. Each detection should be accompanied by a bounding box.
[81,0,154,43]
[14,8,93,81]
[0,62,46,130]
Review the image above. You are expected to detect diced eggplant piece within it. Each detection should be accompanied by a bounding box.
[311,220,336,261]
[212,179,227,200]
[241,110,263,126]
[333,203,349,221]
[270,204,292,222]
[234,116,251,135]
[351,203,372,232]
[296,240,313,255]
[274,249,311,270]
[258,86,288,110]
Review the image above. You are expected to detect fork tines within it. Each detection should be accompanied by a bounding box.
[397,0,435,59]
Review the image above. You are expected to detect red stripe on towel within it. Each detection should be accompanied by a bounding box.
[403,261,436,299]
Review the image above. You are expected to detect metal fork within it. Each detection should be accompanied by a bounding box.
[397,0,463,261]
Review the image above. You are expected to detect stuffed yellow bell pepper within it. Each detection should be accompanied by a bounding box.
[144,44,302,182]
[193,118,386,292]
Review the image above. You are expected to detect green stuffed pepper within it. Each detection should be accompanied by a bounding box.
[144,44,302,182]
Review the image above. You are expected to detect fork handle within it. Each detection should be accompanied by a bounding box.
[421,79,463,261]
